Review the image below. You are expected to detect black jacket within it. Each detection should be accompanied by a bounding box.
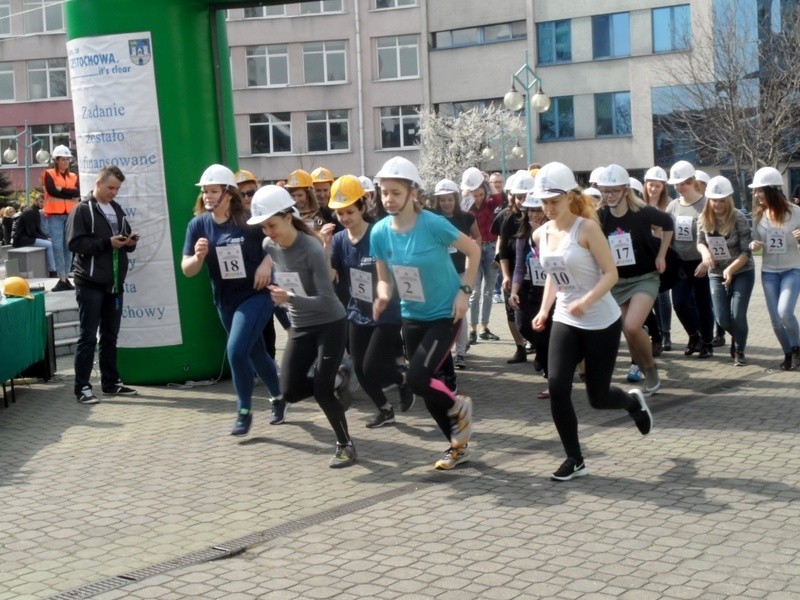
[11,206,48,247]
[66,193,136,292]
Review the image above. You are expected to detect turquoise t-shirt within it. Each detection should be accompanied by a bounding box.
[370,210,461,321]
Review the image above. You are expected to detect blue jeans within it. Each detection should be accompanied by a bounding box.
[655,291,672,334]
[709,269,754,353]
[761,268,800,353]
[32,238,56,272]
[469,242,499,327]
[217,293,281,412]
[44,214,72,278]
[74,286,122,394]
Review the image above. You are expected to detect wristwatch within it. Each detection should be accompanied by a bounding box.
[459,285,473,295]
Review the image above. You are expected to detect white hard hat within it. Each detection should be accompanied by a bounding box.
[521,190,543,209]
[247,185,297,225]
[629,178,644,196]
[644,166,668,182]
[667,160,696,184]
[460,167,484,192]
[51,145,72,158]
[589,166,605,184]
[583,187,602,200]
[358,175,375,193]
[196,164,237,188]
[503,171,519,192]
[434,179,460,196]
[532,162,579,199]
[694,170,710,184]
[510,173,536,195]
[705,176,734,199]
[597,164,629,187]
[748,167,783,189]
[375,156,425,189]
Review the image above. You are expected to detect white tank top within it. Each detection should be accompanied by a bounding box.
[540,217,621,330]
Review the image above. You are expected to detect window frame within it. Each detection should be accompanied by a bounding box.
[592,12,631,59]
[243,5,285,18]
[652,4,691,53]
[537,19,572,64]
[300,0,343,15]
[376,35,419,80]
[246,44,289,88]
[538,96,575,141]
[379,105,420,149]
[23,0,64,34]
[306,109,350,153]
[0,0,11,36]
[595,91,632,137]
[433,20,526,50]
[249,112,292,155]
[302,40,347,84]
[29,123,71,158]
[0,62,14,101]
[27,58,68,100]
[374,0,416,9]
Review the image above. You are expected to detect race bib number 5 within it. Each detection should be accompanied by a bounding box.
[350,268,373,303]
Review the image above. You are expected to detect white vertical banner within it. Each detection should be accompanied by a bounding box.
[67,32,182,347]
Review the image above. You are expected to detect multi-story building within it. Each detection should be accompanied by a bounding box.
[1,0,798,196]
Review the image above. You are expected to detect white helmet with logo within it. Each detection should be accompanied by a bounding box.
[510,173,536,195]
[629,178,644,197]
[51,145,72,158]
[597,164,630,187]
[358,175,375,193]
[694,170,710,184]
[705,176,734,199]
[460,167,485,192]
[589,166,605,184]
[196,164,237,188]
[667,160,696,185]
[374,156,425,189]
[434,179,460,196]
[247,185,297,225]
[644,166,668,182]
[748,167,783,189]
[521,190,543,209]
[532,162,579,198]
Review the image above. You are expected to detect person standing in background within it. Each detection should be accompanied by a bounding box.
[43,145,80,292]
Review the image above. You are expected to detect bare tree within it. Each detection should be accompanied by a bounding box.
[654,0,800,207]
[417,105,525,191]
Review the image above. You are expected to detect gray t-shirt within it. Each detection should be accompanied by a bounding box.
[667,195,707,261]
[753,204,800,273]
[264,231,345,328]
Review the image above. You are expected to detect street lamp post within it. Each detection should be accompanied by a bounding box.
[482,126,525,180]
[2,121,51,205]
[503,49,551,166]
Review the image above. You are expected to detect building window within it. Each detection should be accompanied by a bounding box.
[375,0,416,8]
[380,105,419,148]
[27,59,67,99]
[246,45,288,87]
[23,0,63,33]
[30,123,71,154]
[303,41,346,84]
[0,62,13,101]
[300,0,343,15]
[595,92,631,137]
[0,0,11,36]
[652,5,691,53]
[0,126,17,164]
[435,98,504,118]
[592,12,630,59]
[306,110,349,152]
[377,36,419,79]
[433,21,526,49]
[244,5,284,18]
[539,96,574,140]
[537,20,571,64]
[250,113,292,155]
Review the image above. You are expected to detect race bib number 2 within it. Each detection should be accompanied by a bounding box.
[392,265,425,302]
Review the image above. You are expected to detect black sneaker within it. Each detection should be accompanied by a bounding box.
[792,346,800,370]
[51,279,71,292]
[628,389,653,435]
[103,382,137,395]
[269,398,286,425]
[398,383,414,412]
[479,329,500,341]
[454,355,467,370]
[366,407,395,428]
[733,352,747,366]
[698,344,713,359]
[712,333,726,347]
[551,457,588,481]
[230,410,252,436]
[684,333,702,356]
[662,333,672,351]
[780,353,793,371]
[506,346,527,364]
[76,386,100,404]
[468,331,477,346]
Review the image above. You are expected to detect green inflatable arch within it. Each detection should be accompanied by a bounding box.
[64,0,274,384]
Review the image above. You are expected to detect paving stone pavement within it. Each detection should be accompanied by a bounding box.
[1,259,799,600]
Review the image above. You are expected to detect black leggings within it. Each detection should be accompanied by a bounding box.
[402,318,460,441]
[280,318,350,445]
[548,317,637,459]
[515,281,552,376]
[349,321,403,409]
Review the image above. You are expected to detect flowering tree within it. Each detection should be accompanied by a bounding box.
[417,105,525,191]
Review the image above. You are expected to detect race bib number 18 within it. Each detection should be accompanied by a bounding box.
[216,245,246,280]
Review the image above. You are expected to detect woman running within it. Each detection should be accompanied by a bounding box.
[371,156,480,470]
[181,164,281,436]
[748,167,800,370]
[248,185,357,468]
[531,162,653,481]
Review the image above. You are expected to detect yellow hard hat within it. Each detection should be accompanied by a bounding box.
[285,169,313,189]
[235,170,258,185]
[328,175,366,209]
[3,276,33,300]
[310,167,334,184]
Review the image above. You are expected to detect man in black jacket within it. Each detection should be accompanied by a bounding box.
[66,165,138,404]
[11,193,57,277]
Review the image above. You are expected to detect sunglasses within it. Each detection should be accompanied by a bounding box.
[242,190,257,198]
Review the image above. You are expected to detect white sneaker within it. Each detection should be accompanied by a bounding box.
[435,445,470,470]
[448,395,473,449]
